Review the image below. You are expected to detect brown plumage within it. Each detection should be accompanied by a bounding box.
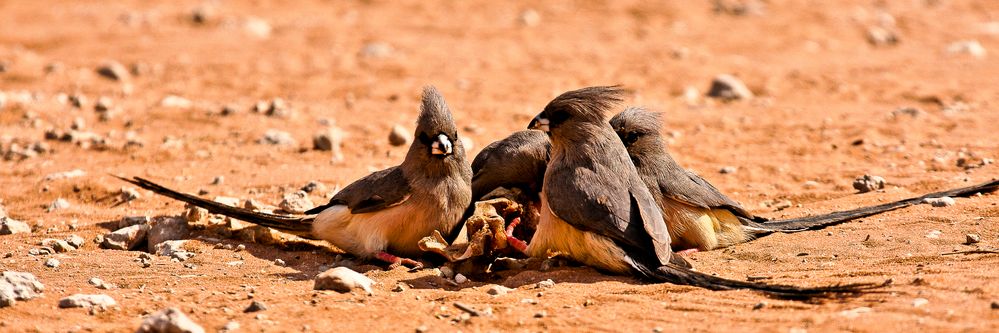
[526,86,882,299]
[609,107,999,251]
[121,86,472,269]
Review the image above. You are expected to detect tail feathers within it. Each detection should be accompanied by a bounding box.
[745,179,999,234]
[116,176,316,238]
[630,259,888,299]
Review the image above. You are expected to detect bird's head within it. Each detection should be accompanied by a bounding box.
[528,86,624,140]
[407,86,466,169]
[609,107,665,154]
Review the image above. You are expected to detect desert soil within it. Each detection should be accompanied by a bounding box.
[2,0,998,332]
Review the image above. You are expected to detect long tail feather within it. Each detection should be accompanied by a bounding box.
[116,176,316,238]
[743,179,999,234]
[627,256,888,299]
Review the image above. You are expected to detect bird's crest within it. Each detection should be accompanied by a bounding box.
[543,86,625,123]
[416,86,457,134]
[610,107,663,135]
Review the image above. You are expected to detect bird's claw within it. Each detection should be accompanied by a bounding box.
[505,217,529,254]
[376,251,423,271]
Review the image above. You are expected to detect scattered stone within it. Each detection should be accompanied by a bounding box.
[852,174,885,193]
[301,181,327,194]
[221,321,240,333]
[439,266,455,279]
[926,230,942,239]
[235,244,246,252]
[119,215,150,229]
[866,26,899,46]
[313,267,375,295]
[992,301,999,310]
[244,301,268,313]
[47,198,70,212]
[147,217,189,251]
[753,302,767,310]
[214,196,241,207]
[912,298,929,307]
[211,176,224,185]
[243,199,274,213]
[279,191,314,214]
[120,187,142,203]
[388,124,412,146]
[44,258,60,268]
[536,279,555,289]
[58,294,116,309]
[243,17,273,39]
[1,217,31,235]
[71,117,86,130]
[1,271,45,308]
[262,98,294,118]
[260,129,296,146]
[136,307,205,333]
[154,240,195,262]
[101,224,150,250]
[274,259,286,266]
[359,42,393,59]
[923,197,955,207]
[220,104,238,116]
[41,239,75,253]
[706,74,754,101]
[66,235,85,248]
[719,166,737,174]
[518,9,541,27]
[88,277,115,290]
[454,274,468,284]
[96,61,129,81]
[313,128,345,162]
[966,234,981,244]
[947,40,987,58]
[392,284,406,292]
[803,180,819,189]
[160,95,193,109]
[486,285,512,296]
[534,311,547,318]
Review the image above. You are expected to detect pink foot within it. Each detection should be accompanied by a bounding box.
[375,251,424,270]
[505,217,529,254]
[676,248,700,255]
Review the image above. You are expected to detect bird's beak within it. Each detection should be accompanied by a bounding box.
[431,133,453,156]
[529,116,550,132]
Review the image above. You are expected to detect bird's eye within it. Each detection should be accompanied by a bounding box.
[548,110,570,127]
[624,131,642,145]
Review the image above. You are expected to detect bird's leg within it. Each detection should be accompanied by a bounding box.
[505,217,529,253]
[375,251,424,270]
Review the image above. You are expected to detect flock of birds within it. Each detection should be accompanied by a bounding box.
[122,85,998,299]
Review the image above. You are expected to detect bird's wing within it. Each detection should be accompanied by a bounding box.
[305,166,412,215]
[656,168,756,219]
[546,156,673,265]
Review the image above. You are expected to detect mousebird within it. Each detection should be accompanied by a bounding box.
[523,86,882,298]
[609,107,999,252]
[120,86,472,269]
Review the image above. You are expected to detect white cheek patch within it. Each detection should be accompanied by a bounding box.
[431,134,453,155]
[538,118,550,132]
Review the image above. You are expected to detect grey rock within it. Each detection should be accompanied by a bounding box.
[120,187,142,202]
[44,258,60,268]
[119,215,150,229]
[923,196,955,207]
[101,224,150,250]
[314,267,374,295]
[301,181,327,194]
[966,234,982,244]
[707,74,754,101]
[184,205,208,224]
[867,26,899,46]
[244,301,267,313]
[136,307,205,333]
[259,129,296,146]
[41,239,75,253]
[96,61,129,81]
[278,191,313,214]
[47,198,70,212]
[535,279,555,289]
[88,277,115,290]
[486,285,512,296]
[58,294,116,309]
[388,124,411,146]
[147,217,189,252]
[1,217,31,235]
[265,98,294,118]
[313,128,345,162]
[1,271,45,308]
[66,234,86,248]
[154,240,195,262]
[160,95,193,109]
[359,42,393,59]
[719,166,737,174]
[947,40,987,58]
[852,175,886,193]
[43,169,86,181]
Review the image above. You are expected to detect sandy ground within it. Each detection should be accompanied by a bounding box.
[2,0,998,332]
